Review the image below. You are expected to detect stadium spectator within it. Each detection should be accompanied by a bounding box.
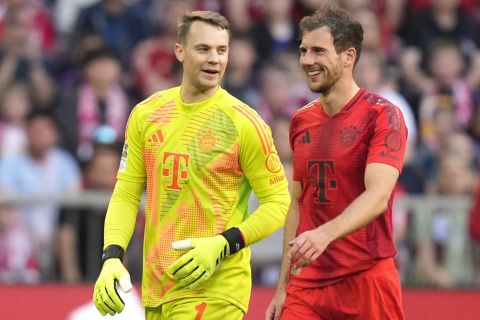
[341,1,403,61]
[417,39,475,141]
[222,34,260,108]
[53,0,100,40]
[71,0,151,71]
[0,4,56,109]
[397,0,479,105]
[57,143,123,283]
[256,62,300,125]
[0,202,40,283]
[131,0,193,98]
[54,47,132,163]
[0,81,31,156]
[413,134,476,287]
[355,49,417,163]
[0,0,57,54]
[249,0,300,63]
[0,111,82,280]
[55,31,107,90]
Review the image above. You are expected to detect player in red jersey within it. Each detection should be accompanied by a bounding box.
[265,5,407,320]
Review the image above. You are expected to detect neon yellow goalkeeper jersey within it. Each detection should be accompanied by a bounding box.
[118,86,288,311]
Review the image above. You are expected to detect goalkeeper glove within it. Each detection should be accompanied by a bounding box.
[93,246,132,316]
[166,228,245,289]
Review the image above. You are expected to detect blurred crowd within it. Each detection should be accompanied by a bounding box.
[0,0,480,289]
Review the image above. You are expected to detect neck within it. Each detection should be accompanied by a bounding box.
[91,83,111,100]
[29,149,47,163]
[319,77,360,116]
[180,81,219,104]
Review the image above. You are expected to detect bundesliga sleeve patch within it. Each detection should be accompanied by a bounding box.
[119,143,129,172]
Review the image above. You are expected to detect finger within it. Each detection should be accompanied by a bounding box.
[298,247,316,266]
[93,291,108,316]
[105,280,125,312]
[168,255,197,280]
[265,306,275,320]
[99,286,119,315]
[288,237,305,261]
[93,299,108,316]
[166,253,194,278]
[172,239,193,250]
[183,268,207,289]
[289,241,307,263]
[274,308,282,320]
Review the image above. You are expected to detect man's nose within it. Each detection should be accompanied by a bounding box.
[300,52,314,66]
[207,50,219,63]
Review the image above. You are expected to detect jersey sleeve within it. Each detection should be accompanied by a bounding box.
[367,105,408,172]
[104,105,146,249]
[234,105,290,245]
[117,105,146,183]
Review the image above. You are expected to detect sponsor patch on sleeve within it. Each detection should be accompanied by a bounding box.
[119,143,129,172]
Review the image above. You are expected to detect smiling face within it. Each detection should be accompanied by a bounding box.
[175,20,229,98]
[299,26,346,94]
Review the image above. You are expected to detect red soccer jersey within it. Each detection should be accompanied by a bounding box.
[289,88,407,288]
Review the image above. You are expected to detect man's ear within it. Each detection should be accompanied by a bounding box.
[343,47,356,68]
[174,43,184,62]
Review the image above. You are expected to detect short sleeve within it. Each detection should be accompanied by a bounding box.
[367,105,408,173]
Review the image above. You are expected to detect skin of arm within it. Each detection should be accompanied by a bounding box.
[289,162,400,268]
[265,181,301,320]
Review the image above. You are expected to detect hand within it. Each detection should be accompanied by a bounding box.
[288,228,331,269]
[166,235,229,289]
[93,258,132,316]
[265,288,286,320]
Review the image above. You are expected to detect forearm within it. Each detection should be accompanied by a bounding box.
[0,55,17,91]
[103,179,144,250]
[237,188,290,245]
[276,198,299,291]
[322,187,390,242]
[30,62,56,107]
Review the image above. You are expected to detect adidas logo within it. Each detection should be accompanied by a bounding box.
[148,129,164,143]
[300,131,310,144]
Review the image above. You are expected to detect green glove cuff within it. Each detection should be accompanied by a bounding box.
[102,245,125,264]
[221,227,245,254]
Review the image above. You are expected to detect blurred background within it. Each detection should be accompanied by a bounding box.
[0,0,480,318]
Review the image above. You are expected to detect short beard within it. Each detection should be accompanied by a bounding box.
[309,62,343,95]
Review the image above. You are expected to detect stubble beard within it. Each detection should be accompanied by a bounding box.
[309,63,343,95]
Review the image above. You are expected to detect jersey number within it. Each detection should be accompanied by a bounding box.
[194,302,207,320]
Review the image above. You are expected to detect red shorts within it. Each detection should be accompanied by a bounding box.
[281,257,405,320]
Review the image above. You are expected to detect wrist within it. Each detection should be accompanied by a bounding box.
[221,227,245,255]
[102,245,124,264]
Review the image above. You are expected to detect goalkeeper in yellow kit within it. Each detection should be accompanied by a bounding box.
[92,10,290,320]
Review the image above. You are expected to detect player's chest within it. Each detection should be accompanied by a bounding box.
[141,111,239,169]
[292,117,373,171]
